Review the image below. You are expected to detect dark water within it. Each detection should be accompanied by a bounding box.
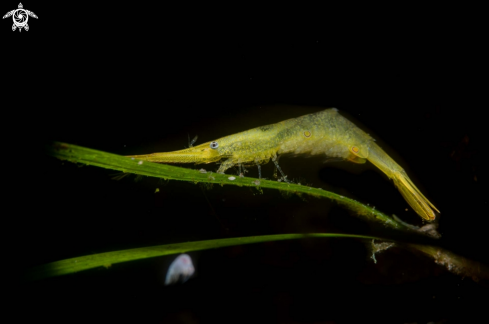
[5,4,488,323]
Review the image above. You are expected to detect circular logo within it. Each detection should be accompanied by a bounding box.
[13,9,28,27]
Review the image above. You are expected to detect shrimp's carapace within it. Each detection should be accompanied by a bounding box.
[127,108,439,220]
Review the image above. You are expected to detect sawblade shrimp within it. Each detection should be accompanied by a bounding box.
[127,108,439,220]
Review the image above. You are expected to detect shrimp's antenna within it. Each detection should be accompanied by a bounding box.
[189,135,198,148]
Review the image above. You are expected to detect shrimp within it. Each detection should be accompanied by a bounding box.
[127,108,439,220]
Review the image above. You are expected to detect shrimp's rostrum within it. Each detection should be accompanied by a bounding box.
[127,108,439,221]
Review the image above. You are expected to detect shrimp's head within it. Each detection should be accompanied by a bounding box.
[182,141,224,163]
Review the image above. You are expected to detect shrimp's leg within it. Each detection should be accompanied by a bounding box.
[217,159,235,174]
[272,155,290,182]
[239,164,248,177]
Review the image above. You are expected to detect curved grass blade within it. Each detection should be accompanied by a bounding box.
[25,233,378,281]
[46,142,431,235]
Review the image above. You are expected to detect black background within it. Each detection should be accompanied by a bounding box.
[3,2,488,323]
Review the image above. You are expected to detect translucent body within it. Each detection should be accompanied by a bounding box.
[128,108,439,220]
[165,254,195,285]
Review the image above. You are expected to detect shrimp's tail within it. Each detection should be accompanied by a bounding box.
[367,143,439,221]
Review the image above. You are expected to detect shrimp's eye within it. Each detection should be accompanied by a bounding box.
[210,141,219,149]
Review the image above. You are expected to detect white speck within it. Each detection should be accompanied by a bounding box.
[199,169,207,173]
[228,176,236,180]
[131,158,135,160]
[138,161,143,165]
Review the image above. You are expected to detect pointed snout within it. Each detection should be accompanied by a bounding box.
[126,142,222,164]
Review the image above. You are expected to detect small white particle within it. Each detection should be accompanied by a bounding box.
[138,161,143,165]
[131,158,135,160]
[228,176,236,180]
[165,254,195,286]
[199,169,207,173]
